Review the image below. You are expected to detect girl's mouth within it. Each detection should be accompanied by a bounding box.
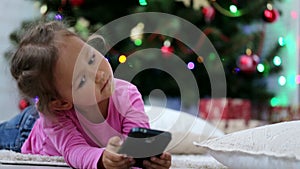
[101,77,110,92]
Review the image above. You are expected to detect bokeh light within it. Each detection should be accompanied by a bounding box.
[296,75,300,84]
[139,0,147,6]
[229,5,238,14]
[40,5,48,14]
[291,11,298,19]
[257,63,265,72]
[278,37,286,47]
[55,14,63,20]
[119,55,127,63]
[270,97,280,106]
[278,75,286,86]
[273,56,282,66]
[187,62,195,70]
[197,56,204,63]
[134,39,142,46]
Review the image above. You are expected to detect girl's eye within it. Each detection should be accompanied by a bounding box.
[78,75,86,88]
[88,54,96,65]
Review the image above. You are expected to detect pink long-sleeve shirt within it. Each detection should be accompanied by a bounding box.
[21,79,150,169]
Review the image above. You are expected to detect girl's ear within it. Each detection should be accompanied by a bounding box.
[49,100,73,111]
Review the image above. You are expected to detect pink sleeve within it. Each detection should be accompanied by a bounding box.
[121,85,150,135]
[43,114,103,169]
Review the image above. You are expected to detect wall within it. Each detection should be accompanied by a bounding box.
[0,0,39,121]
[265,0,299,106]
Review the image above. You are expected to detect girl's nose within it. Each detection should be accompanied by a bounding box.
[95,71,105,84]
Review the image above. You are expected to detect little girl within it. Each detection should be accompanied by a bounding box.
[1,21,171,169]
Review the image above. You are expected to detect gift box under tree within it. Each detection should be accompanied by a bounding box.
[199,98,251,128]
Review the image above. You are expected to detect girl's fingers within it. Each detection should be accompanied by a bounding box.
[103,150,134,169]
[160,152,172,161]
[105,158,133,169]
[143,152,172,169]
[104,150,123,162]
[151,157,171,168]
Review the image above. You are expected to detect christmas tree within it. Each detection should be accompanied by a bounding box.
[6,0,285,114]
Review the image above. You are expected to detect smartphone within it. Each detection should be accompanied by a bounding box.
[118,127,172,168]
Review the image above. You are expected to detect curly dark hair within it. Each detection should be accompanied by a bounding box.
[10,21,76,115]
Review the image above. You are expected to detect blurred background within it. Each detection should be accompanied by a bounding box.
[0,0,299,131]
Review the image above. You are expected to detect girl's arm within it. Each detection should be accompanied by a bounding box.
[119,84,172,169]
[43,114,103,169]
[121,84,150,135]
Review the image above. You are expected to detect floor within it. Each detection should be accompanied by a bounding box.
[0,165,70,169]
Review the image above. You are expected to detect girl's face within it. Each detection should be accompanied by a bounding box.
[54,36,114,106]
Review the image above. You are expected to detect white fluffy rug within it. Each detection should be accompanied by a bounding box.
[0,150,227,169]
[171,154,227,169]
[0,150,67,167]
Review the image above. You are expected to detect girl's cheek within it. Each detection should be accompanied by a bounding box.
[73,87,98,106]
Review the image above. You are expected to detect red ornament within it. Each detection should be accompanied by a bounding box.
[238,54,260,73]
[61,0,67,6]
[263,8,279,23]
[161,46,174,57]
[69,0,84,7]
[202,6,215,23]
[19,99,29,111]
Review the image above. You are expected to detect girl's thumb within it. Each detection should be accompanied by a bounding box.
[106,136,123,153]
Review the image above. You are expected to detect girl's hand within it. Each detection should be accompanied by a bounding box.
[143,152,172,169]
[100,136,135,169]
[102,150,134,169]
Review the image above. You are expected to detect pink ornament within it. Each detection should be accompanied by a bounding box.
[238,54,260,73]
[202,6,215,23]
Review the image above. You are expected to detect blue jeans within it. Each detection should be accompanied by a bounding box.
[0,105,39,152]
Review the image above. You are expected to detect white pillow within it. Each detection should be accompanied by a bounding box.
[210,119,264,133]
[145,105,224,154]
[194,120,300,169]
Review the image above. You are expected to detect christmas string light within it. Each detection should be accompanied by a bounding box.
[118,55,127,63]
[273,56,282,66]
[278,37,286,47]
[278,76,286,86]
[210,0,242,17]
[134,39,142,46]
[257,63,265,73]
[296,75,300,84]
[270,97,280,106]
[130,22,144,42]
[290,11,298,19]
[40,4,48,14]
[197,56,204,63]
[55,14,63,20]
[187,62,195,70]
[229,5,238,14]
[139,0,148,6]
[210,0,266,17]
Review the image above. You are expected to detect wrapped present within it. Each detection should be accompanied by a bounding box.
[229,99,251,125]
[199,98,252,127]
[268,106,291,123]
[290,106,300,120]
[199,98,229,120]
